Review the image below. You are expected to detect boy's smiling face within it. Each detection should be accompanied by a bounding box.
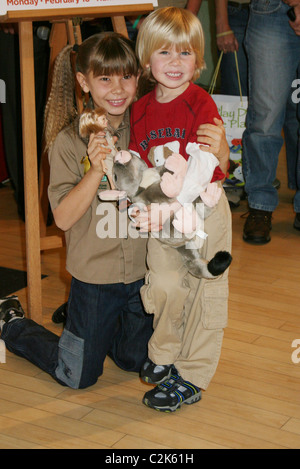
[147,44,197,99]
[77,72,139,128]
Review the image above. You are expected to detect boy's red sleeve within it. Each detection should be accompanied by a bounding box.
[193,94,226,181]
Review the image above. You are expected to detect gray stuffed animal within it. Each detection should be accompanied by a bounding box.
[99,149,232,279]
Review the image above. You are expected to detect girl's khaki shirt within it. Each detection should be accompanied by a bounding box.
[48,113,148,285]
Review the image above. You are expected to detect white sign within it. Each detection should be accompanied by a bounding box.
[0,0,157,16]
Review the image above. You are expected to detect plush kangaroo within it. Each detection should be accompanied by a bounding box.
[99,146,232,279]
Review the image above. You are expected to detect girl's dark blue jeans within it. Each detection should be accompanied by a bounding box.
[1,277,153,389]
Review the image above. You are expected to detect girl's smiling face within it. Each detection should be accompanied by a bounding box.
[147,44,197,100]
[77,71,139,128]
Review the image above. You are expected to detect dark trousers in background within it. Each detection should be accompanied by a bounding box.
[0,26,49,219]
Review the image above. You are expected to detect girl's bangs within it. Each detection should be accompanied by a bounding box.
[90,43,138,77]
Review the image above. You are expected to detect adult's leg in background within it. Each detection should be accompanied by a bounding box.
[242,0,300,212]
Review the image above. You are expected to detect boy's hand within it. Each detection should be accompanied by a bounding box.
[131,203,177,232]
[131,204,165,232]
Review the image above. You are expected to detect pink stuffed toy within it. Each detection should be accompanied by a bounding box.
[99,147,232,280]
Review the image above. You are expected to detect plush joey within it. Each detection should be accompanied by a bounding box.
[147,141,181,167]
[99,150,232,279]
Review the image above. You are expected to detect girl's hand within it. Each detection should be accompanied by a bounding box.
[196,118,229,159]
[87,132,112,174]
[196,118,229,176]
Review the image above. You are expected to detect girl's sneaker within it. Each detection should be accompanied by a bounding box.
[52,302,68,324]
[140,358,173,384]
[143,371,202,412]
[0,296,25,331]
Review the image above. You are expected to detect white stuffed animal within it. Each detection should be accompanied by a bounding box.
[99,146,232,279]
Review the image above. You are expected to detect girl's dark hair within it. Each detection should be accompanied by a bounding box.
[77,32,139,77]
[44,32,139,151]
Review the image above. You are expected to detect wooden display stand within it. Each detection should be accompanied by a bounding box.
[0,4,154,323]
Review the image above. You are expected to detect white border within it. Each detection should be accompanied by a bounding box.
[0,0,157,16]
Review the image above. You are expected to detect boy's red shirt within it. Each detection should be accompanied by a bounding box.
[129,82,225,182]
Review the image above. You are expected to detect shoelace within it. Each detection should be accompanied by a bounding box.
[159,373,199,396]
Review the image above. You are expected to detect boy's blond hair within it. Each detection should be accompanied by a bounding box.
[136,7,206,83]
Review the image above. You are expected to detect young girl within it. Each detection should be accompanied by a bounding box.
[0,32,153,389]
[0,29,228,392]
[130,7,232,412]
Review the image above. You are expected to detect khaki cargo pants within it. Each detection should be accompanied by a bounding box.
[140,190,232,390]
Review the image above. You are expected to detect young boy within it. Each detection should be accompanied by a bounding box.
[130,7,232,412]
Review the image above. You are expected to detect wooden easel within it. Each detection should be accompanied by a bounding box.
[0,5,153,323]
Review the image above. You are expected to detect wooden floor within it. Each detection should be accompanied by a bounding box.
[0,146,300,450]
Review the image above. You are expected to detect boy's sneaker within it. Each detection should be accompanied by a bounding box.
[143,370,202,412]
[140,358,173,384]
[0,296,25,331]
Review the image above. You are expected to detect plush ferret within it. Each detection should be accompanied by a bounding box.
[99,148,232,280]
